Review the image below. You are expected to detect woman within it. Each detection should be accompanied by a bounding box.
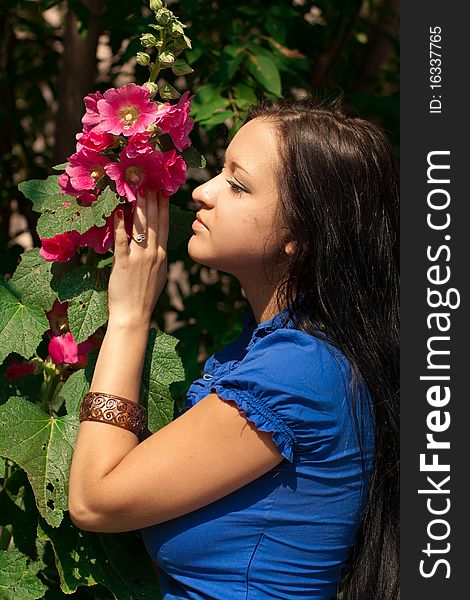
[69,95,399,599]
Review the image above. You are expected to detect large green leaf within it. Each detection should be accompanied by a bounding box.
[8,248,58,312]
[0,397,78,527]
[38,515,161,598]
[58,368,90,417]
[245,51,282,96]
[18,176,61,213]
[36,187,121,239]
[0,281,49,365]
[58,265,110,345]
[141,328,185,431]
[0,550,46,600]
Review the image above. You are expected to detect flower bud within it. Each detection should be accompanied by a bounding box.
[170,21,185,37]
[155,7,171,24]
[171,59,194,75]
[143,82,159,98]
[140,33,157,48]
[159,51,175,67]
[149,0,163,10]
[136,52,151,66]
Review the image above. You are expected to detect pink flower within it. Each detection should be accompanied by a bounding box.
[105,150,162,202]
[66,149,110,191]
[40,231,81,262]
[6,362,36,381]
[125,131,153,158]
[48,330,102,366]
[82,91,104,132]
[76,129,115,153]
[159,150,187,196]
[48,332,79,364]
[96,84,158,136]
[58,173,97,206]
[78,212,115,254]
[154,90,194,151]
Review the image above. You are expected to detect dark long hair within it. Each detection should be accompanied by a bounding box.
[244,95,399,600]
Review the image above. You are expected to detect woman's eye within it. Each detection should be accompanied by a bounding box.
[225,179,245,195]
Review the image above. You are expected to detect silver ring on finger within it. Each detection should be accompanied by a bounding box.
[132,232,147,244]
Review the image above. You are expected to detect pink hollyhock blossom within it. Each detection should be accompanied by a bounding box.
[5,362,36,381]
[58,173,96,206]
[48,332,79,364]
[125,131,153,158]
[105,150,162,202]
[159,149,187,196]
[154,90,194,151]
[76,129,114,153]
[82,91,104,132]
[40,231,81,262]
[66,149,110,191]
[96,83,158,136]
[78,212,115,254]
[48,330,102,366]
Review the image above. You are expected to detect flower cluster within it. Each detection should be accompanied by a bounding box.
[45,299,103,367]
[40,83,194,262]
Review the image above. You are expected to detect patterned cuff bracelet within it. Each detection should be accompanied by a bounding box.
[79,391,147,437]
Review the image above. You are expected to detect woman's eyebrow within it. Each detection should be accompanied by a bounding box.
[223,157,251,178]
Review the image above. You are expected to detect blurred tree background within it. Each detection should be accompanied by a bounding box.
[0,0,399,415]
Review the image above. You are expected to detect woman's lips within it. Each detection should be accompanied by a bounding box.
[192,219,209,232]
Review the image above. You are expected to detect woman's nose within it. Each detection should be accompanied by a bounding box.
[192,178,216,208]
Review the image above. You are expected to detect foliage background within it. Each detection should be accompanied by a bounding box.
[0,0,399,597]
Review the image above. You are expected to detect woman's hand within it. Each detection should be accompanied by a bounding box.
[108,189,169,326]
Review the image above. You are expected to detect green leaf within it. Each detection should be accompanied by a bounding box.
[200,111,235,128]
[218,45,246,83]
[36,187,120,239]
[181,146,206,169]
[0,397,79,527]
[159,82,181,100]
[8,248,58,312]
[52,163,68,171]
[58,368,90,417]
[0,281,49,365]
[265,16,287,45]
[232,83,258,109]
[194,94,228,123]
[58,266,110,344]
[245,52,282,96]
[18,176,61,213]
[0,550,46,600]
[38,514,161,598]
[141,328,185,432]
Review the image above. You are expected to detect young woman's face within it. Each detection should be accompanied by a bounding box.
[188,118,287,281]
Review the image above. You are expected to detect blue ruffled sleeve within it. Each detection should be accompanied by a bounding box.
[209,328,359,464]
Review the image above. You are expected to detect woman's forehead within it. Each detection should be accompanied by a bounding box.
[225,119,279,173]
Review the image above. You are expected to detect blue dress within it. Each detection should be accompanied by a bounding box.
[141,306,375,599]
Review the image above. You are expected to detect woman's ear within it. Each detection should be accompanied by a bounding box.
[284,241,296,256]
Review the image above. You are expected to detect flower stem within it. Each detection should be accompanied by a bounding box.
[148,61,162,83]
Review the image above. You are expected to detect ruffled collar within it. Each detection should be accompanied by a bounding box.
[242,302,297,352]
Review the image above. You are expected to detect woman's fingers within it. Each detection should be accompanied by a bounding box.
[132,193,148,248]
[114,207,129,258]
[146,189,158,249]
[157,192,169,251]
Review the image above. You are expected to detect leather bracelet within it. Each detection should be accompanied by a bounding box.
[79,391,147,438]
